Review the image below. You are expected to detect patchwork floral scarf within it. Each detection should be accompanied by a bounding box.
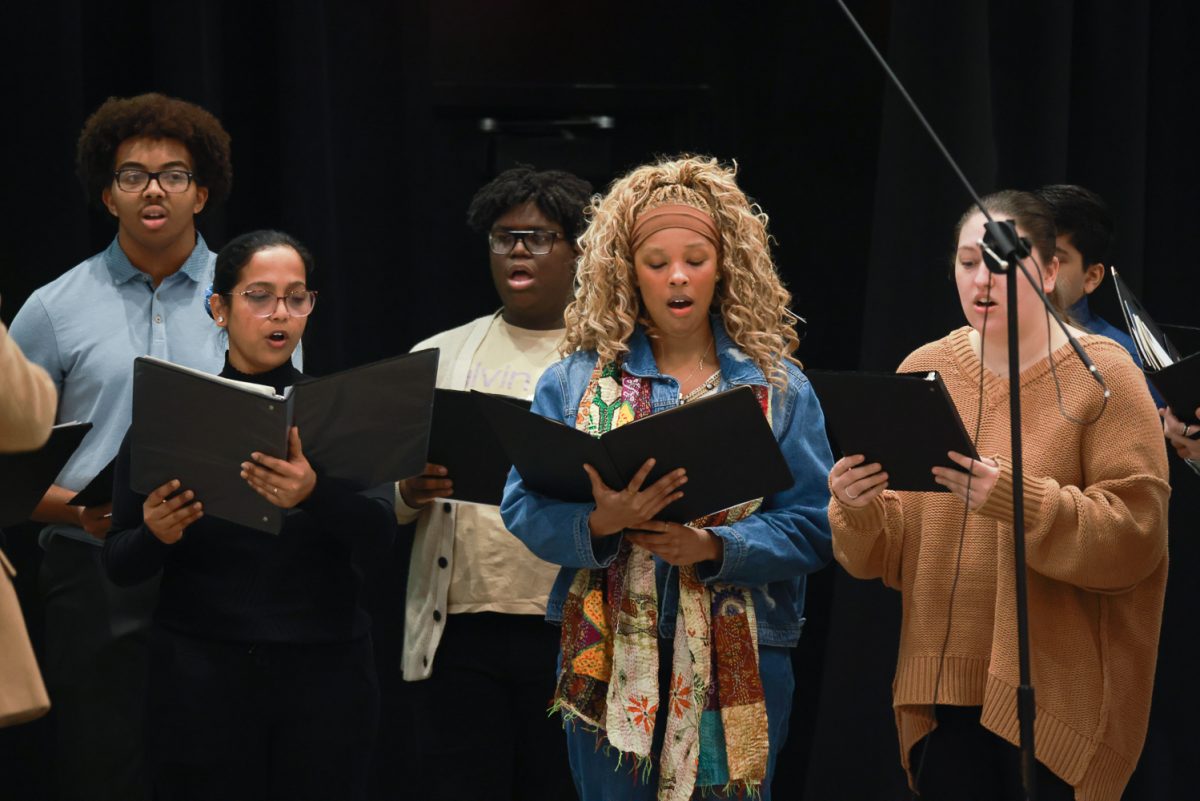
[552,360,771,800]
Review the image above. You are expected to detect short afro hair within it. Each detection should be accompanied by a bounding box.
[77,93,232,211]
[465,166,593,242]
[1033,184,1114,268]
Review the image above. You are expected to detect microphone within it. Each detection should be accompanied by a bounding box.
[979,220,1109,397]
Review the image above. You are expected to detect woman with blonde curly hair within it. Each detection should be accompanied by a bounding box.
[501,155,834,800]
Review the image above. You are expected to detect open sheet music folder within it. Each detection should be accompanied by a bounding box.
[472,385,794,523]
[1111,267,1200,423]
[130,350,437,534]
[805,370,978,493]
[0,422,92,527]
[426,389,530,507]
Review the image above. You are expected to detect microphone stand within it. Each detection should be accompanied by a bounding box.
[979,221,1039,801]
[835,3,1109,799]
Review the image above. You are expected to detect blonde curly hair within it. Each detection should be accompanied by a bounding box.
[562,155,801,388]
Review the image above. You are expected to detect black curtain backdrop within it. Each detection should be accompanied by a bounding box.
[0,2,1195,800]
[807,3,1200,801]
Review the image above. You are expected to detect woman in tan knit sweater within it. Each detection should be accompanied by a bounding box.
[828,190,1169,801]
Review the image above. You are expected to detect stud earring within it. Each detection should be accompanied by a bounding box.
[217,316,224,323]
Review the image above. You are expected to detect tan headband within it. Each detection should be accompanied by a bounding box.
[629,204,721,254]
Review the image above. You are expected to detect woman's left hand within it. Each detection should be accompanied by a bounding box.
[931,450,999,510]
[625,522,723,567]
[241,426,317,508]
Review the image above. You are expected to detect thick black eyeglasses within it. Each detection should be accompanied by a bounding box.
[225,289,318,318]
[112,169,195,193]
[488,229,564,256]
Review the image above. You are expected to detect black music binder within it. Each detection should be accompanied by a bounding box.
[1111,267,1200,423]
[0,422,92,527]
[473,385,793,523]
[130,350,438,533]
[68,458,115,508]
[426,389,530,506]
[805,370,978,492]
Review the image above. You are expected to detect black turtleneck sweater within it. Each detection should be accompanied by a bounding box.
[102,355,396,643]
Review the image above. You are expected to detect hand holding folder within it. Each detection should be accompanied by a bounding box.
[805,370,979,493]
[418,389,531,506]
[130,350,437,533]
[473,385,793,523]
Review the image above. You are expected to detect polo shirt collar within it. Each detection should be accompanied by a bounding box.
[104,233,210,285]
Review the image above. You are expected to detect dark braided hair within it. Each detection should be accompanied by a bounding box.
[77,93,232,210]
[466,166,593,242]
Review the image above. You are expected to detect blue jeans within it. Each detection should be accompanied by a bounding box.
[564,643,794,801]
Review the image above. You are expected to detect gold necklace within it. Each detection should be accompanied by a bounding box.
[674,337,714,387]
[681,368,722,403]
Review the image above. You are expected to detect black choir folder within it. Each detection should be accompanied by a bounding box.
[0,422,92,527]
[805,370,978,493]
[472,385,794,523]
[130,351,438,534]
[1111,266,1200,424]
[68,458,115,508]
[426,389,530,506]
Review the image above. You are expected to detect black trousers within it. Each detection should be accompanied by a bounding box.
[411,611,575,801]
[909,705,1076,801]
[148,626,379,801]
[39,535,159,801]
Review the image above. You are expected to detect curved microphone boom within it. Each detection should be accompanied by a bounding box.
[831,3,1113,801]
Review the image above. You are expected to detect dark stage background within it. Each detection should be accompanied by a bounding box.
[1,1,1197,799]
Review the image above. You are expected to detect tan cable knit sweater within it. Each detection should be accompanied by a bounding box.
[830,327,1169,801]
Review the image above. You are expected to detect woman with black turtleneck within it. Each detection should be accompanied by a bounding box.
[103,230,395,801]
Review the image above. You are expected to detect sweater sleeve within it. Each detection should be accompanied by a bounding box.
[695,375,834,585]
[0,318,57,453]
[976,349,1170,593]
[829,490,907,590]
[103,430,172,586]
[826,344,944,591]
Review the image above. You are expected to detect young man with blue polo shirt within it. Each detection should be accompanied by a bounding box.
[8,93,232,801]
[1034,184,1164,410]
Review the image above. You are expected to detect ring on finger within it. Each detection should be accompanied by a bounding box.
[846,490,859,500]
[272,486,279,495]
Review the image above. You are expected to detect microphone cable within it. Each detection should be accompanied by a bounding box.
[912,276,991,798]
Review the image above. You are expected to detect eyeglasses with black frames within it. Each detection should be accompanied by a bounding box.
[112,169,195,194]
[225,289,318,318]
[488,229,564,256]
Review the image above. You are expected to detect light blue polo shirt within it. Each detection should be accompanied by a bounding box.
[10,235,225,546]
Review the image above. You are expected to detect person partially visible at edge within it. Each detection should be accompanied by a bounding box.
[1033,185,1140,360]
[7,92,232,801]
[0,310,55,453]
[395,166,590,801]
[828,190,1169,801]
[0,308,57,552]
[1034,184,1168,393]
[1036,185,1193,474]
[499,155,834,801]
[103,230,396,801]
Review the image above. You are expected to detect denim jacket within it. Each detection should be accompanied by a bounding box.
[500,318,834,648]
